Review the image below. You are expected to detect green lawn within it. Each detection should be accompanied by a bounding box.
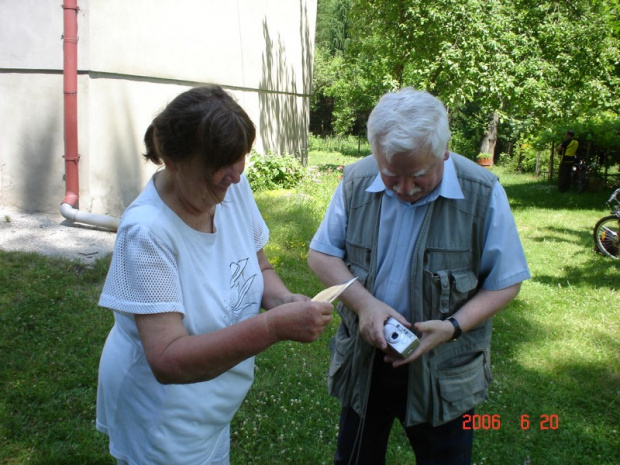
[0,151,618,464]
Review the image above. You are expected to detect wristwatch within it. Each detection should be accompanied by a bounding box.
[446,317,462,341]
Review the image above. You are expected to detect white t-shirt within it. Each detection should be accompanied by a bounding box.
[97,174,268,465]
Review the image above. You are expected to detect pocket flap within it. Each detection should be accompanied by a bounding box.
[438,354,488,403]
[452,270,478,293]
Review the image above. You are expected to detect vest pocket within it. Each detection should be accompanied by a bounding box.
[345,242,371,286]
[424,267,478,320]
[432,351,490,425]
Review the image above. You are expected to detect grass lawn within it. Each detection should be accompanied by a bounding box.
[0,146,618,464]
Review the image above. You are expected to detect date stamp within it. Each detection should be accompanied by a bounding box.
[462,414,559,430]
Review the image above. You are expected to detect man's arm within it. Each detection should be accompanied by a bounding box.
[387,282,522,367]
[308,249,407,351]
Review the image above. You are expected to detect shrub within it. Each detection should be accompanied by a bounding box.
[495,152,513,168]
[245,150,307,192]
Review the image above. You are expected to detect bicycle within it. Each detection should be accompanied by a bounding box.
[593,187,620,259]
[571,157,589,193]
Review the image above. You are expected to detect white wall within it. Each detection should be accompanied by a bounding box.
[0,0,316,216]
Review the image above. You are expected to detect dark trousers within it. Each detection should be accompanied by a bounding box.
[334,354,474,465]
[558,162,573,192]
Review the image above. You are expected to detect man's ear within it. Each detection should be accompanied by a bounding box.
[443,149,450,161]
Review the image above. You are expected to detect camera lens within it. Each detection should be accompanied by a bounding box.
[389,332,399,341]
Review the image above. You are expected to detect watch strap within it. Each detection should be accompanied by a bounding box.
[447,316,462,341]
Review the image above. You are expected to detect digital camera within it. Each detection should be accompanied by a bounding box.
[384,317,419,358]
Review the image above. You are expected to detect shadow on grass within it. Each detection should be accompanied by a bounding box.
[503,179,613,212]
[477,300,620,463]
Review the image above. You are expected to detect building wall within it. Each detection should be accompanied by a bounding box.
[0,0,316,216]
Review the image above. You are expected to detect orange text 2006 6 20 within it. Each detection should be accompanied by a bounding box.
[462,414,559,430]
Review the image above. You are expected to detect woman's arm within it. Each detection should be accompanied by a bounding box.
[257,248,308,309]
[307,249,407,351]
[136,296,332,385]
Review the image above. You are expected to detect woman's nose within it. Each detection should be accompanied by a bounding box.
[229,160,245,184]
[229,168,241,184]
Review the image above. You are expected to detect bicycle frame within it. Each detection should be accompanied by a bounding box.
[593,188,620,259]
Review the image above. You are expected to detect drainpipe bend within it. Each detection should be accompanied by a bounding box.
[60,203,119,231]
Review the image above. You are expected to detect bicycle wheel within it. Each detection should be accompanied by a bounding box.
[593,215,620,259]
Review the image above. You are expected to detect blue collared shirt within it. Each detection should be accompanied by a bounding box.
[310,155,531,316]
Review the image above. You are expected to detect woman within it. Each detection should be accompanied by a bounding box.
[96,85,332,465]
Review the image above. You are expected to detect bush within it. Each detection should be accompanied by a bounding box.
[245,151,307,192]
[495,152,513,168]
[508,140,551,173]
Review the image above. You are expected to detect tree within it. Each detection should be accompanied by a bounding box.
[319,0,620,158]
[311,0,353,135]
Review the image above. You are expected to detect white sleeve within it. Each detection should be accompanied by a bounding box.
[98,224,184,315]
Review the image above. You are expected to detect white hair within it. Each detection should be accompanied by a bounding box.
[367,87,451,162]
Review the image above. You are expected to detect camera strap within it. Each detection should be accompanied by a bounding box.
[348,348,376,465]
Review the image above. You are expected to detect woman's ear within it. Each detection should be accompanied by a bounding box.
[163,159,178,172]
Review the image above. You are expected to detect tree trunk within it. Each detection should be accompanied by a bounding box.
[549,142,555,181]
[479,111,499,159]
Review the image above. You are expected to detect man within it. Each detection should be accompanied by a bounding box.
[308,88,530,465]
[556,130,579,193]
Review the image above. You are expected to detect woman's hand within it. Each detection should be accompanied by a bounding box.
[263,292,310,308]
[265,300,333,343]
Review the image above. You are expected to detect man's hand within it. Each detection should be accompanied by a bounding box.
[384,319,454,367]
[357,299,410,351]
[384,284,523,367]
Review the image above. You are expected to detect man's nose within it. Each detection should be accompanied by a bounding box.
[397,177,416,194]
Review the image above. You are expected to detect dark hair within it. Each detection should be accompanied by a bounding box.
[144,85,256,174]
[566,130,575,136]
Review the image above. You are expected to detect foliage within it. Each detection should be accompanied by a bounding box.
[312,0,620,152]
[514,140,545,173]
[310,47,347,135]
[245,151,307,192]
[449,126,481,160]
[495,151,513,168]
[311,0,354,135]
[315,0,353,56]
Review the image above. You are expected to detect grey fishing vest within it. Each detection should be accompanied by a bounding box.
[327,153,498,426]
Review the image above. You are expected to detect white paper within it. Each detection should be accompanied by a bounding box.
[311,277,357,303]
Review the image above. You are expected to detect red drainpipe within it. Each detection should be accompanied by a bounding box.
[62,0,80,208]
[59,0,119,231]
